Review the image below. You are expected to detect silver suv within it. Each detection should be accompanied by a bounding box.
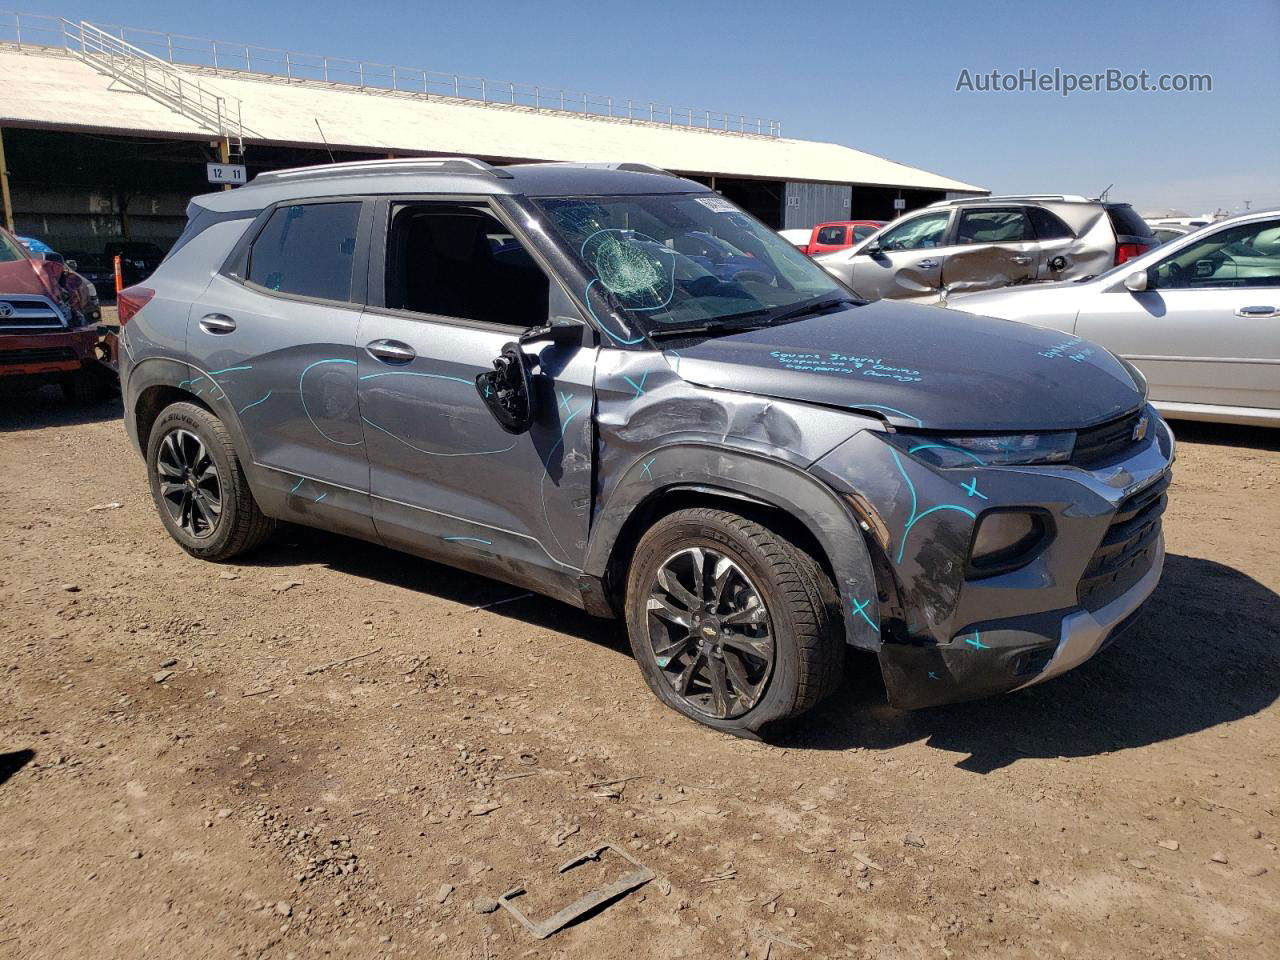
[816,194,1156,303]
[118,159,1173,736]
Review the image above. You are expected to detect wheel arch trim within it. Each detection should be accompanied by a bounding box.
[586,443,882,649]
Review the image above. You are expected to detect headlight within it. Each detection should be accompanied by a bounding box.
[888,430,1076,468]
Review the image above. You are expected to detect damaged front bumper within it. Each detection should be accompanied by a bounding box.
[811,408,1175,710]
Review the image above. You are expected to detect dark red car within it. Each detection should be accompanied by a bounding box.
[802,220,885,256]
[0,226,111,402]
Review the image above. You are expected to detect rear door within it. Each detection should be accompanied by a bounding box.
[187,197,375,537]
[1074,216,1280,415]
[355,196,598,588]
[940,206,1040,295]
[847,210,953,302]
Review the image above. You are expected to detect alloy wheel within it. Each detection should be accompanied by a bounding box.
[156,428,222,539]
[645,546,775,719]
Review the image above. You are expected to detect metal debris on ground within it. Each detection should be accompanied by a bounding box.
[497,843,654,939]
[467,592,534,612]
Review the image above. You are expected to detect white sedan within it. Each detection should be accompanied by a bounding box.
[948,208,1280,427]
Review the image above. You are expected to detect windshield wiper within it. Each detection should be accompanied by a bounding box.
[646,317,770,340]
[766,296,857,325]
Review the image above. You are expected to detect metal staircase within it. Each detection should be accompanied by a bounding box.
[66,20,246,155]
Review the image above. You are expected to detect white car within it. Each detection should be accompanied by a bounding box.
[948,208,1280,427]
[777,228,812,249]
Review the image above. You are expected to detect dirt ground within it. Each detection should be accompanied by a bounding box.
[1,386,1277,960]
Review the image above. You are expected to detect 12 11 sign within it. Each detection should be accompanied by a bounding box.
[206,163,247,185]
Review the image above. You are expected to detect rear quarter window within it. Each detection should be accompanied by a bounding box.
[1106,205,1156,239]
[247,202,362,302]
[1027,207,1075,240]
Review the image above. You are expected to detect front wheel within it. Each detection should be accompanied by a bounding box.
[145,402,274,560]
[624,507,844,736]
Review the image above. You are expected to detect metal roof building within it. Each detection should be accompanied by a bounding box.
[0,13,986,256]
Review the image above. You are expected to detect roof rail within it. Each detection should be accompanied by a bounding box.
[928,193,1093,207]
[252,157,514,183]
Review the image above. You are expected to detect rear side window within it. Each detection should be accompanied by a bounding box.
[1106,205,1156,239]
[248,202,362,302]
[956,208,1030,244]
[815,226,847,245]
[1027,207,1074,240]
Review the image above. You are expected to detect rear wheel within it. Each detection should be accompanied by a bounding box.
[145,402,273,560]
[624,507,844,736]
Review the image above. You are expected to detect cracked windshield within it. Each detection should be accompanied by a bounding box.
[537,194,849,336]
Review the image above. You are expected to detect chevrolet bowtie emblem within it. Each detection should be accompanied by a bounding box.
[1132,415,1149,442]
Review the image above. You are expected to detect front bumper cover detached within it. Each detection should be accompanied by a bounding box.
[878,534,1165,710]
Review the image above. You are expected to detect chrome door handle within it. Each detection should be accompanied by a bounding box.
[365,339,416,364]
[198,313,237,334]
[1236,305,1278,318]
[917,259,939,269]
[1010,255,1033,265]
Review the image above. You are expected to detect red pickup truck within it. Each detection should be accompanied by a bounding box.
[1,226,110,402]
[801,220,886,256]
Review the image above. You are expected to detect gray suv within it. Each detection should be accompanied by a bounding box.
[118,159,1174,736]
[816,194,1157,303]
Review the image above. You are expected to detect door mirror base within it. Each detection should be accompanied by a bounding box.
[476,342,536,434]
[1123,269,1149,293]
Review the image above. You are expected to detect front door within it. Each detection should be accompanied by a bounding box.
[356,199,598,591]
[187,198,375,537]
[940,206,1040,296]
[848,209,952,302]
[1074,216,1280,414]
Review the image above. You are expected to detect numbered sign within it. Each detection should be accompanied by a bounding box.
[206,163,247,185]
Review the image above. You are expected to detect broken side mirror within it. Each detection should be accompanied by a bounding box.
[476,342,536,434]
[1123,269,1149,293]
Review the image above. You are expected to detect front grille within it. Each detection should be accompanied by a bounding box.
[0,346,77,366]
[1077,472,1169,612]
[1072,408,1145,467]
[0,295,66,330]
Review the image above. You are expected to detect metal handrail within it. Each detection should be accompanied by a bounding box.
[62,19,246,150]
[1,10,781,138]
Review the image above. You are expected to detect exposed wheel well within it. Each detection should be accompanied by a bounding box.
[603,487,838,615]
[135,385,212,453]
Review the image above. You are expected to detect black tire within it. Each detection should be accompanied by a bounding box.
[61,367,114,404]
[624,507,844,737]
[145,401,274,560]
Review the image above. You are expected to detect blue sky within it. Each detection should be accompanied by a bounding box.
[17,0,1279,214]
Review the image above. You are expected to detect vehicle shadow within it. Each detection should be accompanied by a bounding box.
[782,553,1280,771]
[232,533,1279,772]
[0,383,122,433]
[243,526,630,653]
[0,749,36,787]
[1168,419,1280,452]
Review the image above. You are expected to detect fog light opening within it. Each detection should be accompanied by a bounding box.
[968,510,1050,577]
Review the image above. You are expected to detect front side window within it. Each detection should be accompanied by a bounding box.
[1149,219,1280,290]
[384,203,548,327]
[815,225,847,245]
[878,212,950,251]
[536,193,848,335]
[956,208,1030,244]
[247,202,361,302]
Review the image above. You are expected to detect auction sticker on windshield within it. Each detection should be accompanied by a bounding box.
[695,196,738,213]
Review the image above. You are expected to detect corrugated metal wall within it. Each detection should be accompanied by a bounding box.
[783,182,853,230]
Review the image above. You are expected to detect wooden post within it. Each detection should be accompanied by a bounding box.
[0,125,15,234]
[218,136,232,191]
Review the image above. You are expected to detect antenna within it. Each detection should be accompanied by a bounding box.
[1098,183,1113,202]
[314,119,335,164]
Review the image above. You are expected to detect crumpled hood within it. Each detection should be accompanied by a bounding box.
[663,299,1142,432]
[0,258,59,298]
